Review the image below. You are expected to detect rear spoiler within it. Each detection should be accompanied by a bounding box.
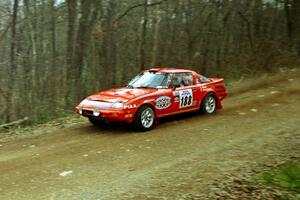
[209,78,224,83]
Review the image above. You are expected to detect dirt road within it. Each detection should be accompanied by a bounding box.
[1,70,300,200]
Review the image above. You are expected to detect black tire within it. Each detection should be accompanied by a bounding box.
[132,105,155,131]
[200,93,217,114]
[88,117,106,126]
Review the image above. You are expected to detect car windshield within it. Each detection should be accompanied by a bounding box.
[128,71,170,89]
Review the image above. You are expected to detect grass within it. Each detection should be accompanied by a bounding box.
[228,67,299,96]
[0,115,86,142]
[255,161,300,199]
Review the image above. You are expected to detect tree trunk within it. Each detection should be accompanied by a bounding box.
[73,0,98,102]
[48,0,57,114]
[150,6,160,67]
[140,0,149,70]
[65,0,77,108]
[284,0,293,49]
[291,0,300,55]
[6,0,19,122]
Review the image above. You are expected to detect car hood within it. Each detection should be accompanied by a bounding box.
[88,87,157,102]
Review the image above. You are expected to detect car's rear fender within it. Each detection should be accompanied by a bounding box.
[203,91,223,110]
[208,78,227,100]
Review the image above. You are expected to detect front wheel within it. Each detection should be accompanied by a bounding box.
[200,94,217,114]
[133,105,155,131]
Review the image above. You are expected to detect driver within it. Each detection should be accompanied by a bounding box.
[172,76,185,87]
[182,76,192,86]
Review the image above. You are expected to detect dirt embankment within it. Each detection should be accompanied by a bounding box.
[0,69,299,200]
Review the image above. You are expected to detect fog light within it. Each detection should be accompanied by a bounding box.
[93,109,100,117]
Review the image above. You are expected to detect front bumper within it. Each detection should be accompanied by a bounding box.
[75,106,135,123]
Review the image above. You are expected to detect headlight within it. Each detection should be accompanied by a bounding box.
[93,109,100,116]
[112,102,123,109]
[79,107,83,115]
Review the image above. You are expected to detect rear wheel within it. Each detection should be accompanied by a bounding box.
[133,105,155,131]
[200,94,217,114]
[88,117,106,126]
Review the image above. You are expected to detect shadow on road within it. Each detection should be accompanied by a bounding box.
[76,111,214,134]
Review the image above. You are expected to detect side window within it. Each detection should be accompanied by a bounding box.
[171,73,194,88]
[182,73,194,86]
[200,75,211,83]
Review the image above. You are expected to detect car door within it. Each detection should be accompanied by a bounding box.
[170,73,201,112]
[150,73,175,117]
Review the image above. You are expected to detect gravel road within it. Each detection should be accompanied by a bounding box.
[0,70,299,200]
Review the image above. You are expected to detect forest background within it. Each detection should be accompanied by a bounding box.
[0,0,299,124]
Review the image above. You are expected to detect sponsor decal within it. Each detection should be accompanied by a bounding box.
[179,89,193,108]
[155,96,172,109]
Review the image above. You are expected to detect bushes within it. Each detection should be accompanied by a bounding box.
[255,161,300,199]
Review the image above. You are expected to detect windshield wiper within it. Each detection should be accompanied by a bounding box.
[137,86,160,90]
[136,86,154,89]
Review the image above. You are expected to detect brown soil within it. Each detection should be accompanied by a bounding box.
[0,69,299,200]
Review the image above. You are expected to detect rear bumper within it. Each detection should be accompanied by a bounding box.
[75,107,135,123]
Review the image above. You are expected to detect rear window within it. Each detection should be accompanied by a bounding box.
[200,75,211,83]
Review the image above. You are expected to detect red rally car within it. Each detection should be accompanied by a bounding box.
[76,68,227,131]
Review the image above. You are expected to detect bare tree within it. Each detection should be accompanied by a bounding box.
[5,0,19,122]
[1,0,299,124]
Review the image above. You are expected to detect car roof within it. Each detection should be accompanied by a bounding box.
[147,67,195,74]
